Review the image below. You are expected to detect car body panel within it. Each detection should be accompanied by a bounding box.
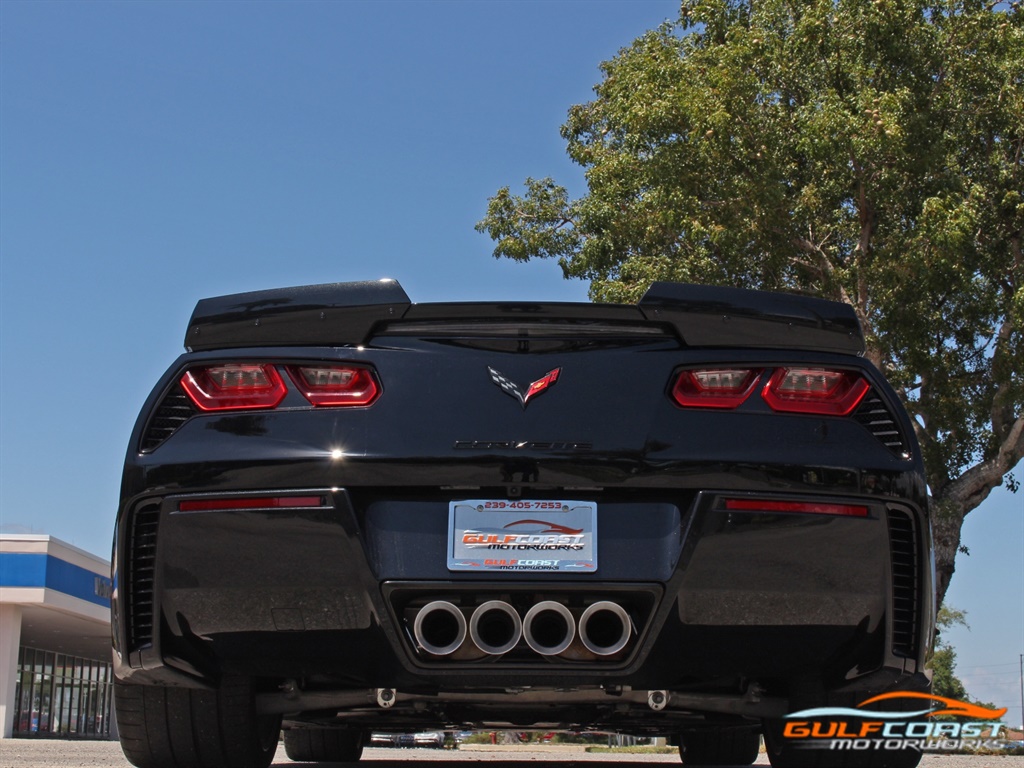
[112,281,933,736]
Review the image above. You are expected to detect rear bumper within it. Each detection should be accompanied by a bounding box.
[112,486,931,700]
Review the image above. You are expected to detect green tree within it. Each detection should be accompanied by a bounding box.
[927,605,1000,712]
[477,0,1023,605]
[928,605,969,700]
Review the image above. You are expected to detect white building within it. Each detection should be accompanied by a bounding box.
[0,535,115,739]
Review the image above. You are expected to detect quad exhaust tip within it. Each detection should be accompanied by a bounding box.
[410,597,634,659]
[579,600,632,656]
[523,601,576,656]
[469,600,522,655]
[413,600,467,656]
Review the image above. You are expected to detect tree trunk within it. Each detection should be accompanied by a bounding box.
[930,496,966,608]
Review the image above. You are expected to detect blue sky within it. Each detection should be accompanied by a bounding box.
[1,0,1020,723]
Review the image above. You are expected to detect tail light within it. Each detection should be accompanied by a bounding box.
[762,367,869,416]
[180,364,287,411]
[179,496,325,512]
[670,368,761,409]
[179,363,381,411]
[670,365,870,415]
[287,365,380,407]
[724,498,869,517]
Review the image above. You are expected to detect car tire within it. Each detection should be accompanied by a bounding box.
[762,720,922,768]
[679,727,760,765]
[284,727,364,762]
[115,676,281,768]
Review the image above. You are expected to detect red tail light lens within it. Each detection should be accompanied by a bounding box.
[180,364,287,411]
[179,496,325,512]
[724,498,869,517]
[671,368,761,409]
[762,367,869,416]
[287,365,380,407]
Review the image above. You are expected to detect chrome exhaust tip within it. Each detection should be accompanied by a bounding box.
[413,601,467,656]
[579,601,632,656]
[523,601,575,656]
[469,601,522,655]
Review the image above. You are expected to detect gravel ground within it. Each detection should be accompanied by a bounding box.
[1,741,1023,768]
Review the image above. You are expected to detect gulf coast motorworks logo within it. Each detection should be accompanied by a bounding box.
[782,693,1012,753]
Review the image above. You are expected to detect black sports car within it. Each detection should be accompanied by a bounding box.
[112,280,933,768]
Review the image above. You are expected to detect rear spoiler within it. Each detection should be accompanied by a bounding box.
[186,280,412,352]
[638,282,864,354]
[185,279,863,355]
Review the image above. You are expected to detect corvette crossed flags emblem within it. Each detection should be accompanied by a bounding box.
[487,366,562,409]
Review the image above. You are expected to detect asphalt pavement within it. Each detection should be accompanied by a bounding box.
[1,741,1023,768]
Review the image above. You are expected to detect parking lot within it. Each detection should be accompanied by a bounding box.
[2,740,1023,768]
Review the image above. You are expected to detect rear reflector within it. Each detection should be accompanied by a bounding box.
[761,368,869,416]
[287,365,380,407]
[671,368,761,409]
[724,498,869,517]
[179,364,287,411]
[178,496,325,512]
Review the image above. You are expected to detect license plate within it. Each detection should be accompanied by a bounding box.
[447,499,597,572]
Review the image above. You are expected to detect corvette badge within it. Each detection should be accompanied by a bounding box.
[487,366,561,409]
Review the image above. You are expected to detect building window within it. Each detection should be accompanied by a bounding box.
[12,647,112,738]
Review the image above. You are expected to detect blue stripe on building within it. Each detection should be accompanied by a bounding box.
[0,553,111,608]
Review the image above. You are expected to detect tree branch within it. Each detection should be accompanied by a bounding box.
[990,315,1017,446]
[942,415,1024,514]
[792,234,882,366]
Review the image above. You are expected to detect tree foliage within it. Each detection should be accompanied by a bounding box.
[929,605,968,703]
[929,646,969,702]
[478,0,1023,604]
[927,605,997,711]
